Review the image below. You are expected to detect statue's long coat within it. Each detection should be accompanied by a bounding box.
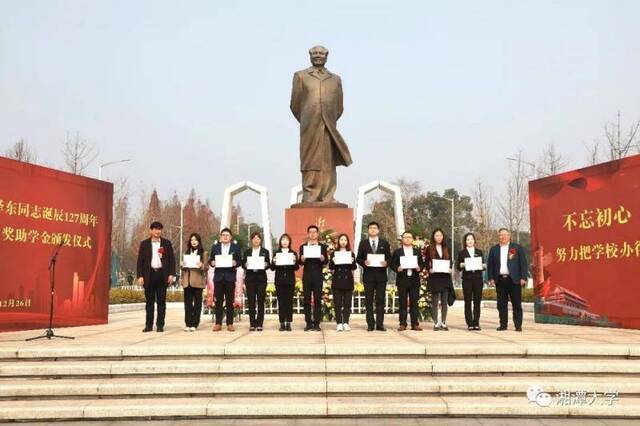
[290,67,353,172]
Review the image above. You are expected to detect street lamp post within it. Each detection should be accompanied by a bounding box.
[443,197,455,270]
[98,159,131,180]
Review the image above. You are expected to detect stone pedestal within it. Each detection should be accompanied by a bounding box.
[284,206,354,254]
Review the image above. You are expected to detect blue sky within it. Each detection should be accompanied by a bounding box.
[1,1,639,233]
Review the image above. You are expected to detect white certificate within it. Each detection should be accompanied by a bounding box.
[400,255,418,270]
[367,253,385,267]
[333,251,352,265]
[247,256,265,270]
[432,259,451,274]
[215,254,233,268]
[303,245,321,259]
[464,256,482,271]
[183,254,200,269]
[275,252,295,266]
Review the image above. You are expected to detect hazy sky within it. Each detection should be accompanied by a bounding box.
[1,1,639,234]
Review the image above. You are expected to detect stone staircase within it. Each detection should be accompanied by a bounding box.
[1,342,639,420]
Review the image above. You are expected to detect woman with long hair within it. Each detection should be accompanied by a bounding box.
[425,228,454,331]
[457,232,485,331]
[270,233,299,331]
[180,233,207,331]
[328,233,357,331]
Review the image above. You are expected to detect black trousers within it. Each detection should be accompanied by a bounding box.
[246,278,267,327]
[214,280,236,325]
[333,289,353,324]
[398,285,420,327]
[462,277,483,327]
[276,283,294,323]
[145,269,167,328]
[496,275,523,328]
[183,286,203,328]
[303,277,323,325]
[364,277,387,328]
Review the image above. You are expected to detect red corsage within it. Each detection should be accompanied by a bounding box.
[508,248,516,260]
[158,247,165,258]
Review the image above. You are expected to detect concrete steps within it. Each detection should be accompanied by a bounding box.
[0,346,639,420]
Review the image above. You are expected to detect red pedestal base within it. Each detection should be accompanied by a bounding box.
[284,207,354,252]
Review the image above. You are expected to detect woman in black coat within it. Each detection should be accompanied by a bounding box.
[242,231,271,332]
[457,232,485,331]
[329,234,357,331]
[269,233,299,331]
[425,228,454,331]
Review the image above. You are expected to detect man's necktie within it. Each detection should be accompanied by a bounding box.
[372,241,377,253]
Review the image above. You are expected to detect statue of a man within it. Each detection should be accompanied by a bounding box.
[290,45,352,205]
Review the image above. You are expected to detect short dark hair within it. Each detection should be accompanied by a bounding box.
[401,231,414,238]
[498,227,510,233]
[250,231,263,241]
[278,233,292,249]
[220,227,233,235]
[307,225,319,232]
[368,221,380,229]
[150,221,163,230]
[462,232,476,247]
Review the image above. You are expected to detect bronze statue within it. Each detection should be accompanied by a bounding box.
[290,45,352,206]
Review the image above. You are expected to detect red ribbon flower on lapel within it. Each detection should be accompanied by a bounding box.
[508,248,516,260]
[158,246,165,259]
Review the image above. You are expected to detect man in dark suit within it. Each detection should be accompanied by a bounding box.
[391,231,426,331]
[487,228,529,331]
[208,228,243,331]
[242,231,271,331]
[298,225,328,331]
[356,222,392,331]
[136,221,176,333]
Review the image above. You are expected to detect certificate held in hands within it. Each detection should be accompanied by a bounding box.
[367,253,385,267]
[183,254,200,269]
[275,252,295,266]
[400,255,418,270]
[303,245,321,259]
[432,259,451,274]
[247,256,265,270]
[333,251,352,265]
[464,256,483,271]
[215,254,233,268]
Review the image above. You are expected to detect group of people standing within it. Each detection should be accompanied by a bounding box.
[135,221,528,333]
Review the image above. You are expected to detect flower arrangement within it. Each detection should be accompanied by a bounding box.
[417,236,433,321]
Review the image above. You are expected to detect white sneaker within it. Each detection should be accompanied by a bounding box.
[189,327,196,332]
[337,324,344,332]
[183,327,190,332]
[343,323,351,331]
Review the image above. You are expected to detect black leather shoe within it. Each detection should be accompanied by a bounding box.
[376,326,387,332]
[313,325,322,331]
[285,322,292,331]
[367,326,374,332]
[304,324,313,331]
[279,323,285,332]
[515,327,523,332]
[496,326,507,331]
[142,327,152,333]
[156,327,164,332]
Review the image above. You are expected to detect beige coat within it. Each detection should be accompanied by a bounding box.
[290,66,353,171]
[180,250,207,289]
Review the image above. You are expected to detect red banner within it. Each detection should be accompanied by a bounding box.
[529,154,640,329]
[0,157,113,332]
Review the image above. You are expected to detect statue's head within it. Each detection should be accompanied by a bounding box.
[308,45,329,67]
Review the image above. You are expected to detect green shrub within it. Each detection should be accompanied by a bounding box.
[110,287,184,304]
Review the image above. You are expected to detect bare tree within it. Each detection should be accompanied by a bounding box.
[604,111,640,160]
[63,132,98,175]
[583,140,602,166]
[4,139,37,163]
[497,150,529,242]
[536,143,567,177]
[472,179,496,249]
